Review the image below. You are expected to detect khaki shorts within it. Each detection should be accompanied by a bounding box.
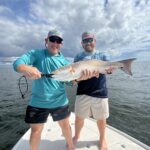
[75,95,109,120]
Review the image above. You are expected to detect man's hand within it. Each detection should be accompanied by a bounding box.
[105,66,116,74]
[24,66,41,79]
[76,69,100,82]
[17,65,41,80]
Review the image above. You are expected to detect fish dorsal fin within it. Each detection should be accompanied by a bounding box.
[119,58,136,75]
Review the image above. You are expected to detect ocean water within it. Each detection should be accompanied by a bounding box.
[0,61,150,150]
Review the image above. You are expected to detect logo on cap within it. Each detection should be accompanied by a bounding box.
[48,29,63,40]
[82,32,94,40]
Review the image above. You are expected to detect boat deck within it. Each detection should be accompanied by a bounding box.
[12,113,150,150]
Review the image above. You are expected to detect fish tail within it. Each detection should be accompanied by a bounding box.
[119,58,136,76]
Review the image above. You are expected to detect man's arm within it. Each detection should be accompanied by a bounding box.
[13,50,41,79]
[16,64,41,79]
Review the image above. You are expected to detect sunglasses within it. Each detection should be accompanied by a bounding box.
[49,36,63,44]
[82,38,94,44]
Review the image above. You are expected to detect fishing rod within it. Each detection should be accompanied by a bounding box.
[18,73,54,99]
[41,73,54,78]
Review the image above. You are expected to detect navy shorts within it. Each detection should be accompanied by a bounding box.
[25,104,70,124]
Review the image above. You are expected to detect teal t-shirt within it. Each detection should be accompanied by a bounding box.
[13,49,70,109]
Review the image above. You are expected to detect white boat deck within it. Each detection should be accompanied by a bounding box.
[12,113,150,150]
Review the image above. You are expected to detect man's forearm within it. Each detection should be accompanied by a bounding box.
[16,64,30,73]
[16,64,41,79]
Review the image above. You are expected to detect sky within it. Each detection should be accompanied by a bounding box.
[0,0,150,60]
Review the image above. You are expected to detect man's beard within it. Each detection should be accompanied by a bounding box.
[84,47,94,52]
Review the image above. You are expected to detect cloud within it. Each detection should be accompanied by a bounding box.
[0,5,12,14]
[0,0,149,58]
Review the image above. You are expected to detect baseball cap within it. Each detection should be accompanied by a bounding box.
[82,32,94,40]
[47,29,63,40]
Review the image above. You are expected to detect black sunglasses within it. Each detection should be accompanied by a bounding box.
[49,36,63,44]
[82,38,94,44]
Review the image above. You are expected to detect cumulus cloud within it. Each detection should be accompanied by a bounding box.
[0,0,149,58]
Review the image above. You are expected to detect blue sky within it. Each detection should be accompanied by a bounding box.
[0,0,29,20]
[0,0,149,60]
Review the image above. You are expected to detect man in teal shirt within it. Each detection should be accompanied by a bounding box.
[13,30,75,150]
